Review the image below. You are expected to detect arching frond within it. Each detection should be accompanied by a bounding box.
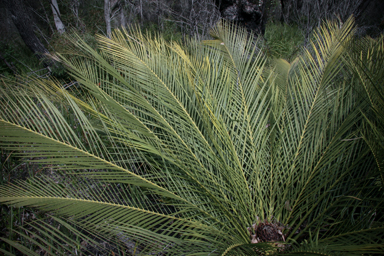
[1,17,383,255]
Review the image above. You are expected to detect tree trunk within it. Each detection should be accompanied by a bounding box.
[139,0,143,25]
[51,0,65,34]
[119,0,126,28]
[71,0,80,28]
[104,0,121,37]
[3,0,52,66]
[104,0,112,37]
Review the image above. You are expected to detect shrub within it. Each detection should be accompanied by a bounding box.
[0,18,383,255]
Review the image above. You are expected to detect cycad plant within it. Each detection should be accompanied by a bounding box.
[1,18,383,255]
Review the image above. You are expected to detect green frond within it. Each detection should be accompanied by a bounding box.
[1,17,383,255]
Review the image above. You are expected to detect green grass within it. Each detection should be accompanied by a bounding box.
[142,20,185,43]
[263,21,305,60]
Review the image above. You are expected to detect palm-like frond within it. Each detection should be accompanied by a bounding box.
[344,34,384,188]
[1,18,383,255]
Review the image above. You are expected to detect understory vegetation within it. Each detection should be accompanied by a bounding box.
[0,17,384,255]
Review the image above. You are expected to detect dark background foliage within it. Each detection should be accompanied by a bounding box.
[0,0,384,77]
